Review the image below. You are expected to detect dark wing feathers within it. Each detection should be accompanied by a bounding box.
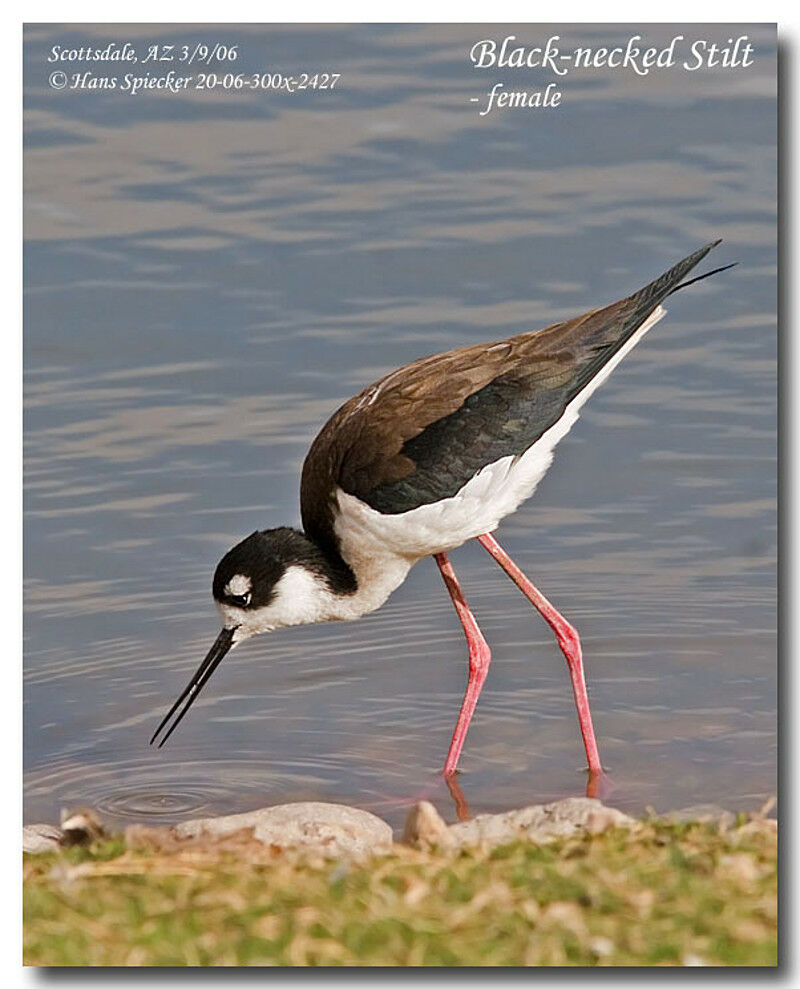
[300,243,722,542]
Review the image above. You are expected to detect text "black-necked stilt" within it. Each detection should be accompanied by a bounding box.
[151,242,734,777]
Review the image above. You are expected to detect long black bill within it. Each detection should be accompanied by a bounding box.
[149,627,236,748]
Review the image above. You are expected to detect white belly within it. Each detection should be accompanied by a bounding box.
[332,304,665,616]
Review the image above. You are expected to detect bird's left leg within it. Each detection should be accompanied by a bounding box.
[477,533,603,775]
[434,552,492,777]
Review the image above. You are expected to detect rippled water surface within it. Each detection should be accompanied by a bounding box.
[24,25,777,829]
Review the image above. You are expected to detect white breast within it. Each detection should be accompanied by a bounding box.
[335,304,665,574]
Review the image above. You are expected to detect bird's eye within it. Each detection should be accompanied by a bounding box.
[224,574,252,606]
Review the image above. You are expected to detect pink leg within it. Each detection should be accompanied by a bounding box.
[477,533,603,774]
[435,552,492,777]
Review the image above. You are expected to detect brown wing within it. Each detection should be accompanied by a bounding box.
[300,242,721,552]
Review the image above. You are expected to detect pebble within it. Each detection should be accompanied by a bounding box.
[23,823,63,855]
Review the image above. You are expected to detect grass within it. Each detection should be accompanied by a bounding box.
[24,816,777,967]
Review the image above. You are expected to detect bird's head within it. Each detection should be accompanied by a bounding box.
[213,528,320,640]
[150,527,337,747]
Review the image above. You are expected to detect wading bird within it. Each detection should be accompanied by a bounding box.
[151,242,732,776]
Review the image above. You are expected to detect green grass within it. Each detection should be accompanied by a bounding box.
[24,817,777,966]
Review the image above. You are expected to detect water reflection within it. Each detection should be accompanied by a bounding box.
[24,24,776,830]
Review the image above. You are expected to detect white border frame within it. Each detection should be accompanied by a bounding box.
[8,6,789,983]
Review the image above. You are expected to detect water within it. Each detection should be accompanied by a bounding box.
[24,24,777,830]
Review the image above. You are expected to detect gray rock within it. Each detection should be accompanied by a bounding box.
[668,804,736,827]
[23,823,63,854]
[448,797,634,848]
[403,801,455,850]
[175,801,393,858]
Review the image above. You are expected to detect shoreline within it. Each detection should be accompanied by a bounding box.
[24,796,777,966]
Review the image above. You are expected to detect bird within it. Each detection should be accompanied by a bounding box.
[151,241,734,777]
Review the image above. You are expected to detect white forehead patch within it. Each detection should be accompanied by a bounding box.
[225,573,252,597]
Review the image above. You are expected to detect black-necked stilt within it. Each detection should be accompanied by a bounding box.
[151,242,734,777]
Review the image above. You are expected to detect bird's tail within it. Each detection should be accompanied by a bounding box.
[589,239,733,359]
[539,241,734,403]
[625,240,728,318]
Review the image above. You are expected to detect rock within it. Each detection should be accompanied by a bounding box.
[669,804,736,828]
[448,797,634,849]
[737,817,777,838]
[589,935,615,959]
[23,823,63,854]
[402,801,455,850]
[174,801,393,858]
[585,805,630,835]
[60,808,107,846]
[682,953,708,967]
[124,824,185,853]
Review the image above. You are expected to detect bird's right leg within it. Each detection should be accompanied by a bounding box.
[476,532,602,775]
[434,552,492,777]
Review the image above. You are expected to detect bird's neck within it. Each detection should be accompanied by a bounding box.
[300,531,358,597]
[300,528,413,623]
